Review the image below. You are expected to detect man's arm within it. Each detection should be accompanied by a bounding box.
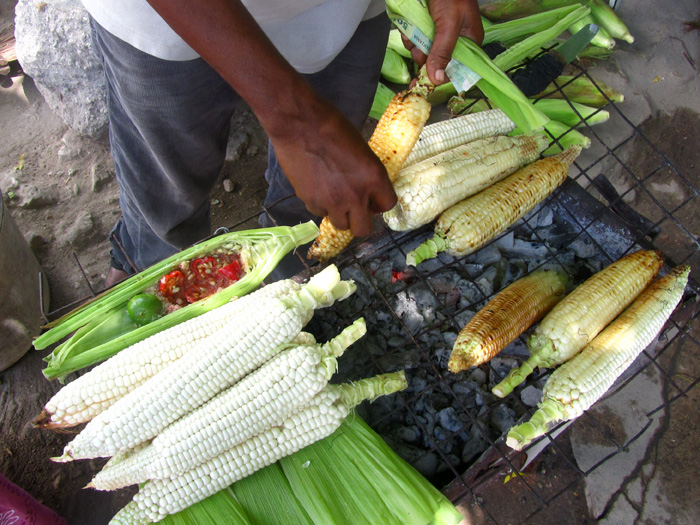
[147,0,395,237]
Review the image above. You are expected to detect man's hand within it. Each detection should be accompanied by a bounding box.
[402,0,484,85]
[270,100,397,237]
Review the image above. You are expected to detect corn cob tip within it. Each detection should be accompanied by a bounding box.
[406,233,449,267]
[492,350,546,398]
[50,453,74,463]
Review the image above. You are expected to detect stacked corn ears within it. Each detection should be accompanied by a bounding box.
[41,265,409,523]
[507,265,689,450]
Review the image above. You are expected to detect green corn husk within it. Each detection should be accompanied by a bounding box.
[569,15,615,49]
[531,98,609,128]
[511,119,590,155]
[371,82,397,119]
[164,488,252,525]
[483,4,581,46]
[37,221,319,381]
[492,4,590,71]
[387,28,413,58]
[162,416,462,525]
[386,0,549,133]
[426,81,459,105]
[533,75,624,107]
[381,47,412,84]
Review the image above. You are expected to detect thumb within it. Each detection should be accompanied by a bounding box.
[426,17,461,85]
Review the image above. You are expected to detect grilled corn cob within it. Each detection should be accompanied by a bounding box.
[35,279,302,429]
[307,79,433,262]
[406,146,580,267]
[89,319,367,490]
[55,266,355,461]
[108,371,408,524]
[493,249,665,398]
[386,133,551,233]
[449,270,568,372]
[403,109,517,167]
[507,266,689,450]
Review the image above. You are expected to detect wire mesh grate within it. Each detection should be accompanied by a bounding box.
[58,62,699,523]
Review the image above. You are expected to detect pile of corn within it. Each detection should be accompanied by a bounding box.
[37,265,463,524]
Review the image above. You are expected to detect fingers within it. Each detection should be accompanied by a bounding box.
[426,0,484,85]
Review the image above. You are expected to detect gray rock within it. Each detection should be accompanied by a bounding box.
[520,385,543,408]
[15,0,108,138]
[225,130,250,161]
[65,211,98,249]
[14,184,57,209]
[91,163,113,193]
[489,404,516,434]
[222,178,235,193]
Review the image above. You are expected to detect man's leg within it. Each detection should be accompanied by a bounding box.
[260,13,391,278]
[89,18,239,279]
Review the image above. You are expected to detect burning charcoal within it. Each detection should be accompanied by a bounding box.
[414,256,445,273]
[454,309,475,329]
[377,345,421,371]
[433,345,451,369]
[436,407,464,434]
[392,291,424,334]
[535,206,554,228]
[390,425,421,444]
[520,385,543,407]
[469,368,487,386]
[437,251,456,265]
[499,337,529,358]
[433,430,455,454]
[503,259,528,286]
[489,404,517,434]
[501,238,551,260]
[387,334,408,348]
[370,258,395,291]
[442,331,458,347]
[456,279,483,307]
[476,266,498,297]
[461,429,490,464]
[453,380,483,409]
[488,357,519,388]
[461,263,485,279]
[413,452,439,479]
[407,374,429,393]
[470,243,502,266]
[494,231,515,251]
[569,236,598,259]
[408,283,439,324]
[340,264,371,289]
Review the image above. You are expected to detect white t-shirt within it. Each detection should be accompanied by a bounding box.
[81,0,386,73]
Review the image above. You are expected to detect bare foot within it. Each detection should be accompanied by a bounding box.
[105,267,129,288]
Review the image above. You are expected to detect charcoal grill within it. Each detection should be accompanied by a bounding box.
[60,65,699,523]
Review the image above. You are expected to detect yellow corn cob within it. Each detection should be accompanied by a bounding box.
[307,86,432,262]
[492,249,665,398]
[403,109,516,167]
[34,279,302,429]
[406,146,580,267]
[449,270,568,372]
[507,265,690,450]
[107,372,408,524]
[386,133,551,233]
[54,266,355,461]
[89,319,367,491]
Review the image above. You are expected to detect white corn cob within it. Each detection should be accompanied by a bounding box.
[89,319,367,490]
[36,279,301,429]
[383,133,550,231]
[403,108,516,167]
[108,371,408,524]
[55,266,355,461]
[507,266,690,450]
[493,250,665,398]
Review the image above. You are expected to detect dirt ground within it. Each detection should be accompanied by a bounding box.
[1,3,700,525]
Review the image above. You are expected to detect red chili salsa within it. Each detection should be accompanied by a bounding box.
[156,252,246,309]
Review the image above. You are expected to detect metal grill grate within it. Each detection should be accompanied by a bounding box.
[59,66,699,522]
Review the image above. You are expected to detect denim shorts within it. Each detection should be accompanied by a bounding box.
[88,14,390,278]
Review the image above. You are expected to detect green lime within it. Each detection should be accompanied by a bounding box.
[126,293,164,326]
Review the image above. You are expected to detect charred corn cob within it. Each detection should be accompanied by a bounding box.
[89,319,367,490]
[35,279,302,429]
[507,266,689,450]
[108,372,408,524]
[307,79,433,262]
[403,109,517,167]
[406,146,580,267]
[54,266,355,461]
[449,270,568,372]
[493,249,665,398]
[386,133,551,233]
